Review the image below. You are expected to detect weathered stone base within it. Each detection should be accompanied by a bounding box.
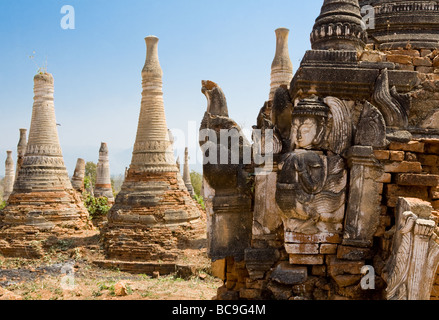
[0,189,92,258]
[0,225,94,259]
[93,260,197,278]
[102,170,205,263]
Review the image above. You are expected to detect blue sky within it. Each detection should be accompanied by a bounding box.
[0,0,322,176]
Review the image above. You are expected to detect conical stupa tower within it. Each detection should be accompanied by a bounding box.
[0,73,90,258]
[71,158,86,193]
[102,36,204,266]
[3,151,15,202]
[94,142,114,204]
[183,147,194,197]
[16,128,27,176]
[269,28,293,100]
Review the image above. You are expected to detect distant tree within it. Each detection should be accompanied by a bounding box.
[85,161,97,187]
[111,174,124,196]
[190,170,202,196]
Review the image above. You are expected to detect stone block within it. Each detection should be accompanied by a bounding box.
[374,150,390,160]
[419,155,438,167]
[285,232,341,244]
[386,54,413,65]
[311,265,327,276]
[421,49,432,57]
[417,67,435,74]
[211,259,226,280]
[384,161,422,173]
[361,51,386,63]
[270,262,308,285]
[396,173,439,187]
[326,256,365,276]
[285,243,320,255]
[433,55,439,68]
[386,49,420,57]
[289,254,324,265]
[320,244,338,254]
[390,151,405,161]
[337,246,373,261]
[414,57,433,67]
[332,275,362,288]
[239,288,261,300]
[389,141,425,153]
[376,173,392,183]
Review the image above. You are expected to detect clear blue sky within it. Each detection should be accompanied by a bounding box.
[0,0,322,176]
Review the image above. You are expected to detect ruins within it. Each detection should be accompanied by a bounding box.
[3,151,15,202]
[15,128,27,176]
[200,0,439,300]
[94,142,115,204]
[183,147,195,197]
[0,73,91,258]
[99,36,205,274]
[71,158,86,193]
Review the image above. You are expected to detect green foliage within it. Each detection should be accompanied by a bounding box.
[190,170,202,196]
[85,161,97,187]
[193,194,205,210]
[84,193,110,220]
[0,201,6,210]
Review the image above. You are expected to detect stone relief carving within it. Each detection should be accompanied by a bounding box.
[276,96,351,235]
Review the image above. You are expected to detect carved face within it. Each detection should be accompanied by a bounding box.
[291,117,318,149]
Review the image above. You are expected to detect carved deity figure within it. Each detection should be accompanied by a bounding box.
[276,96,351,235]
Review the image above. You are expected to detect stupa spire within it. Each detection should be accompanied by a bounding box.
[3,151,15,202]
[95,142,114,203]
[269,28,293,100]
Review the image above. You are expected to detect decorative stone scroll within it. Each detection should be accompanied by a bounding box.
[384,197,439,300]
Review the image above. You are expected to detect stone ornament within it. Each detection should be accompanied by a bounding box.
[384,198,439,300]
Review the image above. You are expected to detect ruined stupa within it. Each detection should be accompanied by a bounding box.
[200,0,439,301]
[0,73,90,258]
[183,147,195,197]
[3,151,15,202]
[94,142,114,204]
[71,158,86,193]
[269,28,293,100]
[16,128,27,176]
[100,36,204,273]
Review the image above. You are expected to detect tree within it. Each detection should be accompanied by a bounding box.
[190,170,202,196]
[85,161,97,187]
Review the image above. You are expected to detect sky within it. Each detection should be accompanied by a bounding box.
[0,0,323,176]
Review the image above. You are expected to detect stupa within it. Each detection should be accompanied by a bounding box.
[0,73,91,258]
[100,36,204,274]
[3,151,14,202]
[94,142,114,204]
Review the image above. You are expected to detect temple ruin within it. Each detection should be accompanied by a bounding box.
[15,128,27,176]
[99,36,205,274]
[3,151,14,202]
[71,158,86,193]
[200,0,439,300]
[94,142,114,204]
[0,73,91,258]
[183,147,195,197]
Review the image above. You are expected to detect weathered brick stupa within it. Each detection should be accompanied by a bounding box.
[16,128,27,176]
[94,142,114,204]
[0,73,91,258]
[183,147,195,197]
[3,151,15,202]
[100,36,204,273]
[71,158,86,193]
[201,0,439,300]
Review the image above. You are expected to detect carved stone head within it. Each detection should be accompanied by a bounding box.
[291,98,329,150]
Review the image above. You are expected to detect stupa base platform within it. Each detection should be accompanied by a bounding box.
[0,225,96,259]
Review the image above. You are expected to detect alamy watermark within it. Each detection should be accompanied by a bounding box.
[60,5,75,30]
[361,5,375,30]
